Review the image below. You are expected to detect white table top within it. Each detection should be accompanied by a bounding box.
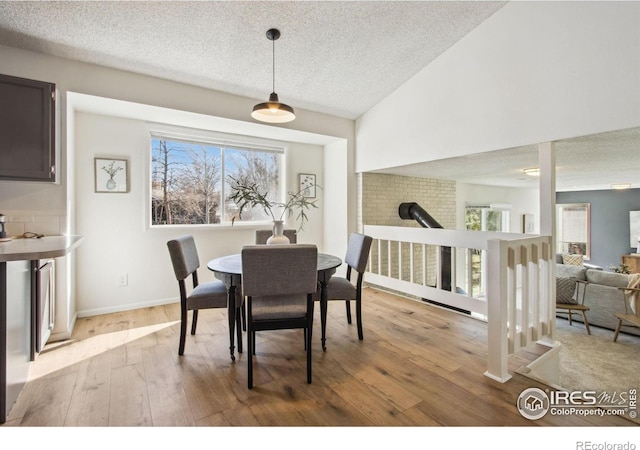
[0,235,84,262]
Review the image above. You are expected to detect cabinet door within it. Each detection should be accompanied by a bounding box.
[0,74,56,182]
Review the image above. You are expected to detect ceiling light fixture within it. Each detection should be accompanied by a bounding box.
[611,183,631,190]
[251,28,295,124]
[523,167,540,177]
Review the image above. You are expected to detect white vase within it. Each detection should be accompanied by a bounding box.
[267,220,290,245]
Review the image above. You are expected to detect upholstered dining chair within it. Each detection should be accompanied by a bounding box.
[167,235,243,356]
[255,229,297,244]
[241,244,318,389]
[319,232,373,343]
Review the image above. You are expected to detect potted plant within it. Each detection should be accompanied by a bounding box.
[228,176,320,241]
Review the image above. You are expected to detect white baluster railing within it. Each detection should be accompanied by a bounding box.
[363,225,554,382]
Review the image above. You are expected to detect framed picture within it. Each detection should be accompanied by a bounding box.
[299,173,316,198]
[630,211,640,248]
[95,158,129,193]
[522,214,535,234]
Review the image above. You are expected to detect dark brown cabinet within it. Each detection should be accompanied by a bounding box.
[0,74,56,182]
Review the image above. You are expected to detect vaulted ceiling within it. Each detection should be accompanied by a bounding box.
[0,1,505,119]
[0,1,637,191]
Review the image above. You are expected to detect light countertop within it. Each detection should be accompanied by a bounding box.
[0,235,83,262]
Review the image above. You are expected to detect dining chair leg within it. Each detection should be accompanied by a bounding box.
[307,297,314,384]
[241,303,247,331]
[190,309,199,335]
[247,296,254,389]
[227,292,236,362]
[248,331,254,389]
[179,301,187,356]
[252,331,256,355]
[356,296,364,340]
[345,300,352,324]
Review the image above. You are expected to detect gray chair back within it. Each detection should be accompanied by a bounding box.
[167,235,200,281]
[255,229,297,244]
[344,233,373,273]
[241,244,317,297]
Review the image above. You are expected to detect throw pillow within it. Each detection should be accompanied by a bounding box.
[556,277,578,304]
[562,254,584,266]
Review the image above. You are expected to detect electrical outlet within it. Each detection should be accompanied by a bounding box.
[117,273,128,287]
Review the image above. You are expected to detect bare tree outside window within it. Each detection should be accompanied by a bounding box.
[151,136,282,226]
[224,147,279,223]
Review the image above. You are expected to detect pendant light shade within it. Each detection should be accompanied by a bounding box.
[252,29,295,123]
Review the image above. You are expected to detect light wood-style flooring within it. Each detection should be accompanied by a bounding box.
[3,287,636,427]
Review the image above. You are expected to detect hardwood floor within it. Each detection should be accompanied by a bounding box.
[3,287,636,429]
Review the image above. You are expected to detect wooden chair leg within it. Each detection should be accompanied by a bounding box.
[179,303,188,355]
[567,310,573,325]
[306,300,313,384]
[190,309,199,335]
[581,311,591,335]
[236,306,243,354]
[356,296,364,340]
[613,319,622,342]
[248,330,254,389]
[252,331,256,355]
[345,300,352,324]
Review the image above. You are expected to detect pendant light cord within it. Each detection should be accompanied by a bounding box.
[272,37,276,94]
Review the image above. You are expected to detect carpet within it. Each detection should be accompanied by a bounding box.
[518,319,640,424]
[554,319,639,395]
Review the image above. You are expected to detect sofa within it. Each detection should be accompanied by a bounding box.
[556,263,639,337]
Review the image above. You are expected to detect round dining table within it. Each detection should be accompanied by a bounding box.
[207,252,342,359]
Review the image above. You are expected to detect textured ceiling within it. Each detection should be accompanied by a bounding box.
[0,0,506,119]
[0,1,637,190]
[376,126,640,192]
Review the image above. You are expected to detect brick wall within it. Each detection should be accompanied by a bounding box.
[359,173,456,288]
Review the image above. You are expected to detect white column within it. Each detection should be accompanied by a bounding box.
[538,142,556,239]
[539,142,557,342]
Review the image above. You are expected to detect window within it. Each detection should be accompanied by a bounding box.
[464,203,511,297]
[150,132,283,226]
[465,203,510,233]
[556,203,590,260]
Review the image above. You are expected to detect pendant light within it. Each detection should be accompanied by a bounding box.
[251,28,296,123]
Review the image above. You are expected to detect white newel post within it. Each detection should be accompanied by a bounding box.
[485,238,511,382]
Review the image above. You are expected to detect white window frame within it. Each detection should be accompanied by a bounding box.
[145,124,287,230]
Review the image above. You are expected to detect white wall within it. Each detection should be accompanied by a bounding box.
[74,112,325,316]
[356,1,640,173]
[456,183,540,234]
[0,43,355,330]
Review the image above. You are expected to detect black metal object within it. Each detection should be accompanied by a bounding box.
[398,202,443,229]
[399,202,452,292]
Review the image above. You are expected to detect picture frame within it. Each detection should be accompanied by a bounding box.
[299,173,316,198]
[95,158,129,193]
[630,211,640,249]
[522,213,535,234]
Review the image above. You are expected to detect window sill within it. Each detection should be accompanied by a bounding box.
[147,221,273,232]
